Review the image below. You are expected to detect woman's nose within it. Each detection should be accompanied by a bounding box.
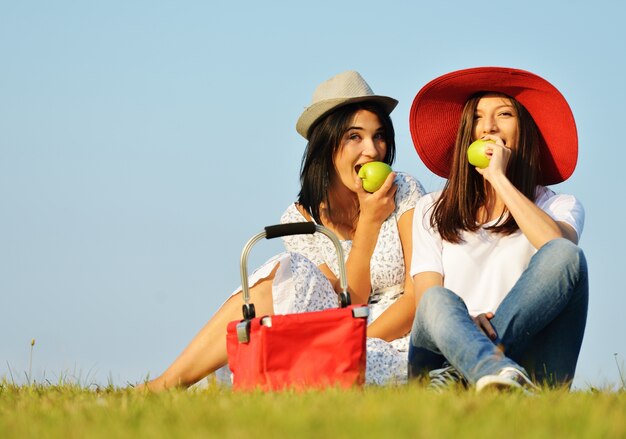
[482,117,498,134]
[361,137,379,157]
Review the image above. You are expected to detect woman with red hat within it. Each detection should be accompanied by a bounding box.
[408,67,588,391]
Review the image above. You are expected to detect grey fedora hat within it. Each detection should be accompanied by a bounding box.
[296,71,398,139]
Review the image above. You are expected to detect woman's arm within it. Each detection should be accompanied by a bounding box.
[491,174,577,246]
[479,142,578,248]
[289,198,390,304]
[366,208,415,341]
[321,172,398,304]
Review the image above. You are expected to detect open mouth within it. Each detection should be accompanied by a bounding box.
[355,164,363,174]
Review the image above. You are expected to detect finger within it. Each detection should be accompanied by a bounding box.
[474,314,497,340]
[480,317,497,340]
[486,325,497,340]
[481,135,504,146]
[377,171,397,194]
[476,314,488,328]
[353,174,367,194]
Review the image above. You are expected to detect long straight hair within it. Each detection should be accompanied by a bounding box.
[431,93,541,243]
[298,102,396,224]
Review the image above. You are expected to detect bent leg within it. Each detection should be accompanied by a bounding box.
[407,346,446,379]
[490,239,589,387]
[409,286,522,384]
[140,252,339,391]
[141,264,278,391]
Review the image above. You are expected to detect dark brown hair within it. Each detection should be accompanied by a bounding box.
[298,102,396,224]
[431,93,541,243]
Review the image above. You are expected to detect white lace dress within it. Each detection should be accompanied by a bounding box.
[223,172,424,385]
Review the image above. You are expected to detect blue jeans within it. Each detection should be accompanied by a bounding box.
[408,238,588,387]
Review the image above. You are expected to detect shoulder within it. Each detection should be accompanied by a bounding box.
[411,191,440,230]
[416,190,440,211]
[279,203,325,262]
[535,186,584,211]
[535,186,585,237]
[280,203,309,224]
[394,172,426,215]
[395,172,426,197]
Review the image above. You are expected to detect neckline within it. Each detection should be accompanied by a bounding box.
[291,203,352,243]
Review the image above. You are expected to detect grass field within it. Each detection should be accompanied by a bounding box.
[1,380,625,438]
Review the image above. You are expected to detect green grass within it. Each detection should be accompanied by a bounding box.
[1,381,625,438]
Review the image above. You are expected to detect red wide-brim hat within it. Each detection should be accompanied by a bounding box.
[409,67,578,185]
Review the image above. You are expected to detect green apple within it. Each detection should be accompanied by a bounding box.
[357,161,393,193]
[467,139,495,168]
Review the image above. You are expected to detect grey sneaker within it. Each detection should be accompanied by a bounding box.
[428,363,467,392]
[475,367,538,394]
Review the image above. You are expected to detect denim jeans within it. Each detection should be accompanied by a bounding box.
[408,238,588,387]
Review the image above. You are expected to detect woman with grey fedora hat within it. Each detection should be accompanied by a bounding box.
[138,71,425,391]
[407,67,588,392]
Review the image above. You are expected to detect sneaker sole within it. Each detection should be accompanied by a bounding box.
[476,376,533,395]
[476,376,520,391]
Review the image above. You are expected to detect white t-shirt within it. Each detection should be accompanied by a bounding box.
[410,186,585,316]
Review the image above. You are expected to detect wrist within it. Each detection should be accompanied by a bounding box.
[356,211,385,228]
[489,173,513,193]
[354,218,383,243]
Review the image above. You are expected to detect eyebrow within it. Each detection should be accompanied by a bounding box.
[346,126,385,131]
[475,104,516,112]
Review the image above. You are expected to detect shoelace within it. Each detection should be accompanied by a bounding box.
[428,365,467,392]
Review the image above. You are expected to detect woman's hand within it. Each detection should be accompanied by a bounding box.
[474,135,511,183]
[354,171,397,225]
[472,312,497,340]
[472,135,579,247]
[365,207,416,341]
[342,171,397,304]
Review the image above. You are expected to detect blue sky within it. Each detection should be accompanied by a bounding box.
[1,1,625,389]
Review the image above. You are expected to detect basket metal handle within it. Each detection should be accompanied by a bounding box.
[239,222,350,319]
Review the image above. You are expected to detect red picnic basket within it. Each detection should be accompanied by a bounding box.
[226,222,369,391]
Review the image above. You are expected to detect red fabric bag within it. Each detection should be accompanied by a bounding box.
[226,305,368,391]
[226,223,369,391]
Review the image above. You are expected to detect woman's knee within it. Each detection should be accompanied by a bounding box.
[540,238,587,277]
[533,238,588,307]
[417,286,463,318]
[542,238,584,263]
